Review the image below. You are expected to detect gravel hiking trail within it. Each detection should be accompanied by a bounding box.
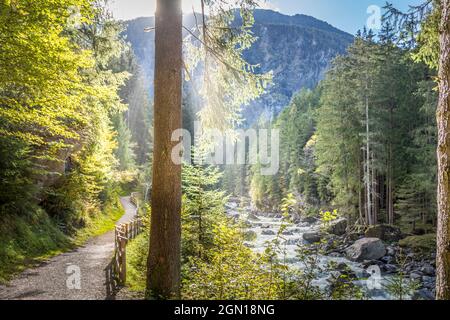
[0,196,139,300]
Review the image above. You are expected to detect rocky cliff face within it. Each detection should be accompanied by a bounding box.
[124,9,353,123]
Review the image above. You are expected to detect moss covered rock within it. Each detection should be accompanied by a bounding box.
[399,234,436,253]
[364,224,403,242]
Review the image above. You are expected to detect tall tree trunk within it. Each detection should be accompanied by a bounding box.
[388,105,394,225]
[436,0,450,300]
[372,166,378,224]
[359,183,364,224]
[365,85,373,225]
[147,0,182,299]
[359,151,366,224]
[362,149,368,224]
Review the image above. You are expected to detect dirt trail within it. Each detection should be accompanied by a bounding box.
[0,197,137,300]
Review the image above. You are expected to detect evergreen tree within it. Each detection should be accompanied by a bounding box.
[113,114,136,171]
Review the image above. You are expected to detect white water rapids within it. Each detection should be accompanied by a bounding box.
[226,202,398,300]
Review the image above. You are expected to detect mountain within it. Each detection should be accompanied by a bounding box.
[123,9,353,123]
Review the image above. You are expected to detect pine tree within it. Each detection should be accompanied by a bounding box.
[113,114,136,171]
[182,162,227,259]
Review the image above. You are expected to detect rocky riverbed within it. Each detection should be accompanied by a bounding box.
[225,201,436,300]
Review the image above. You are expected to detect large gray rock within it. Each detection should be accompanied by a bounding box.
[326,218,348,236]
[420,264,436,276]
[303,232,322,243]
[345,238,386,262]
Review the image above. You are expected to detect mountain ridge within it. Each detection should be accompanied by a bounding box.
[123,9,354,122]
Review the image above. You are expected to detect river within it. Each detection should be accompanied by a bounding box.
[226,201,398,300]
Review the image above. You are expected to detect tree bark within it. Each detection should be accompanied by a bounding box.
[436,0,450,300]
[365,84,373,225]
[147,0,182,299]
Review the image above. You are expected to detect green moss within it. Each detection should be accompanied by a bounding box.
[0,199,124,284]
[399,233,436,253]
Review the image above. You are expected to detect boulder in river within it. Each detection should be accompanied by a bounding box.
[303,232,322,243]
[364,224,403,242]
[345,238,386,262]
[262,230,276,236]
[326,218,347,236]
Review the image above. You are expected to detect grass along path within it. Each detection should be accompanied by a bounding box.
[0,197,137,300]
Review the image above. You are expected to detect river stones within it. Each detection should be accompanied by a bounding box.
[282,229,294,236]
[345,238,386,262]
[420,264,435,276]
[261,230,276,236]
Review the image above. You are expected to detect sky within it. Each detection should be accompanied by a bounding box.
[109,0,423,35]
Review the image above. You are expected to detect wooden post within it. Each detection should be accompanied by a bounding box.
[120,237,127,284]
[111,220,144,285]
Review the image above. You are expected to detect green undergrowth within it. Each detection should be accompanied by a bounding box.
[126,231,149,293]
[0,199,125,284]
[72,200,125,246]
[399,233,436,254]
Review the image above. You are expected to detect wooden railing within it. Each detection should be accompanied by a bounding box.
[130,192,139,207]
[113,217,143,285]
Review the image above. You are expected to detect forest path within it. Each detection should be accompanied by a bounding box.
[0,197,137,300]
